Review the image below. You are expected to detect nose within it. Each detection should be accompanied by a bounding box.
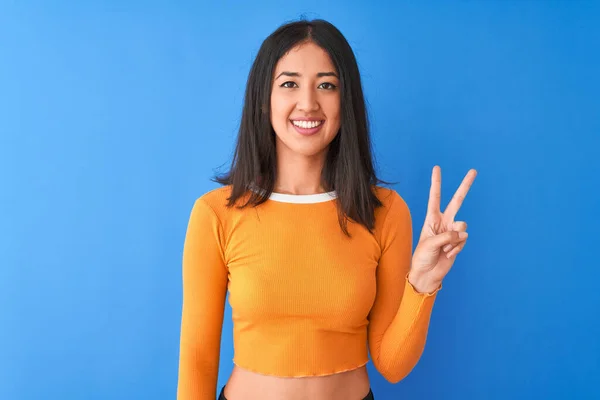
[297,86,320,113]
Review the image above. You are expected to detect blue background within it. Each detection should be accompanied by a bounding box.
[2,1,599,399]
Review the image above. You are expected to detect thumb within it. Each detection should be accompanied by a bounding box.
[424,230,468,249]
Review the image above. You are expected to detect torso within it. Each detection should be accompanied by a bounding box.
[211,185,391,400]
[223,364,371,400]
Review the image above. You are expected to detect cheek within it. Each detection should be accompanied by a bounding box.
[323,96,341,125]
[270,93,293,122]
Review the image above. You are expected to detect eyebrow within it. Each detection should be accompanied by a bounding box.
[275,71,338,80]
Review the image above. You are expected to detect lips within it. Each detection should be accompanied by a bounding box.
[289,119,325,136]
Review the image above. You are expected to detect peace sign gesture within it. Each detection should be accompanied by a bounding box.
[408,166,478,294]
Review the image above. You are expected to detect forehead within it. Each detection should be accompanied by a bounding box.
[274,42,337,73]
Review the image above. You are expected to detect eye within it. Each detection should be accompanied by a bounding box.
[319,82,337,90]
[280,81,297,88]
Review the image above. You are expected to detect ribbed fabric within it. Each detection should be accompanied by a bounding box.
[176,185,441,400]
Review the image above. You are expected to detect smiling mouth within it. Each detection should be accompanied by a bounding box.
[290,120,325,129]
[289,119,325,136]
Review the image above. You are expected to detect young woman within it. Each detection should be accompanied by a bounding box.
[177,18,477,400]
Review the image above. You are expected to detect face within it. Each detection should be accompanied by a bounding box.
[270,41,341,159]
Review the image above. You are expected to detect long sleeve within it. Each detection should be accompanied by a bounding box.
[367,191,441,383]
[177,198,229,400]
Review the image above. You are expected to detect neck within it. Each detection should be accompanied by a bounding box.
[274,142,328,195]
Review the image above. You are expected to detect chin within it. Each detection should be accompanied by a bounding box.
[294,147,329,157]
[276,137,330,158]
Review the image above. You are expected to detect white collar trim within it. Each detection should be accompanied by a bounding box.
[249,184,337,204]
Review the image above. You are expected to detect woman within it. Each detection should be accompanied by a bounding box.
[177,18,477,400]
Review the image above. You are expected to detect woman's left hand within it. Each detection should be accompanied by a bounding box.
[408,166,477,293]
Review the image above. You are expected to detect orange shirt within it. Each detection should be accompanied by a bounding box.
[177,185,441,400]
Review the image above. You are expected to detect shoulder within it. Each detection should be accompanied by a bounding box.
[196,184,239,210]
[371,185,412,237]
[372,185,410,215]
[197,185,233,206]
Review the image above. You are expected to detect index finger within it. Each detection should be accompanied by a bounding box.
[443,169,477,221]
[427,165,442,215]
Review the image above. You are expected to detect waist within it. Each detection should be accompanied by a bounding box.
[224,363,371,400]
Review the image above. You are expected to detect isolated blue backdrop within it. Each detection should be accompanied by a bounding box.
[1,1,599,399]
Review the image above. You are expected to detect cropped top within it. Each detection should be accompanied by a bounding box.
[176,185,441,400]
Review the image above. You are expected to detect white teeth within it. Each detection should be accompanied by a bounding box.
[292,120,323,129]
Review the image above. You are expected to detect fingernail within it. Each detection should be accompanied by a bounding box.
[459,231,468,239]
[443,244,452,252]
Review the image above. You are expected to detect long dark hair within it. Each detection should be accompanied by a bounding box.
[212,18,395,237]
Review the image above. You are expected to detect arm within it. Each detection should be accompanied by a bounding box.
[177,198,229,399]
[367,191,441,384]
